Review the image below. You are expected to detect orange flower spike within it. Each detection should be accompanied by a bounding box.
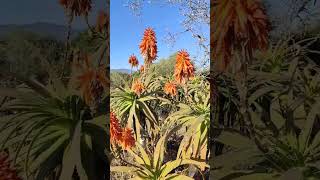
[121,127,136,150]
[110,112,123,144]
[77,70,94,104]
[140,65,145,73]
[164,82,177,97]
[213,0,269,71]
[75,54,94,104]
[139,28,157,64]
[79,0,92,15]
[59,0,92,16]
[131,79,144,96]
[128,55,139,68]
[73,54,104,105]
[174,50,195,84]
[96,66,109,89]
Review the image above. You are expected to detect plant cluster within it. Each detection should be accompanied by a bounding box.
[0,0,109,179]
[211,0,320,179]
[110,27,210,179]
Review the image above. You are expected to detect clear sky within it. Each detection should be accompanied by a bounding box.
[110,0,209,70]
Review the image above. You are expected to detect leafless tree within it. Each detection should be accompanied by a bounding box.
[267,0,320,38]
[124,0,210,69]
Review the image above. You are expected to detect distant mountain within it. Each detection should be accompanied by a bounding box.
[0,22,83,41]
[111,69,131,74]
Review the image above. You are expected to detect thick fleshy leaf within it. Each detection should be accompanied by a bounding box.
[59,120,88,180]
[215,131,255,149]
[160,159,208,178]
[164,174,194,180]
[110,166,139,173]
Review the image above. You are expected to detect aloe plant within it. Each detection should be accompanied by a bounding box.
[111,131,208,179]
[0,77,108,180]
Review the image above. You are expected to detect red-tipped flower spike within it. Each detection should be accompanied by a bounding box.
[72,53,108,105]
[174,50,195,84]
[131,79,144,96]
[164,81,177,97]
[121,127,136,150]
[110,112,123,144]
[128,55,139,68]
[140,65,145,73]
[59,0,92,16]
[213,0,269,71]
[139,28,157,64]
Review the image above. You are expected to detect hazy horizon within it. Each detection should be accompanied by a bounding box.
[0,0,106,29]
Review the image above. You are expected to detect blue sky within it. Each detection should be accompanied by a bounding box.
[110,0,208,70]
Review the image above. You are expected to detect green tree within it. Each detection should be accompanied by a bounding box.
[151,53,176,77]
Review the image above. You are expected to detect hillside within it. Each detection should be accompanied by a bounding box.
[0,22,82,41]
[111,69,131,74]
